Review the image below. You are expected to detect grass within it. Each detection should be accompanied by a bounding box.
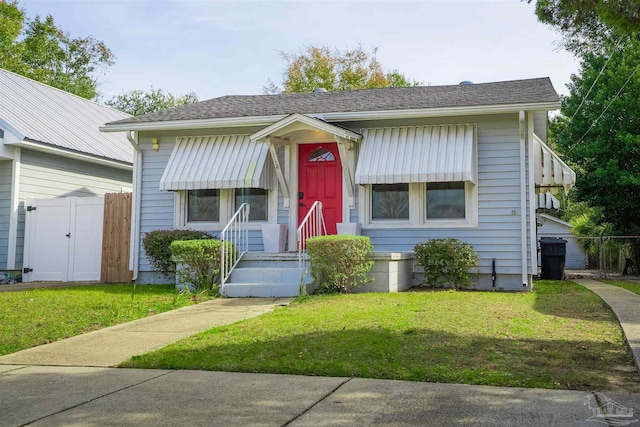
[603,280,640,295]
[122,281,639,391]
[0,284,212,356]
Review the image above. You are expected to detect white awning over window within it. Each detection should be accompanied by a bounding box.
[536,192,560,209]
[355,124,476,184]
[533,134,575,192]
[159,135,272,191]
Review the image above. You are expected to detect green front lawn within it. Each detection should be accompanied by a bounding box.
[603,280,640,295]
[0,284,211,356]
[122,281,639,391]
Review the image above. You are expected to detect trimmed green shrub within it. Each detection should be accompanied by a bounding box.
[414,238,479,289]
[307,235,374,293]
[143,229,214,277]
[170,239,230,295]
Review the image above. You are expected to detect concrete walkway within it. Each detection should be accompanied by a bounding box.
[0,297,292,367]
[2,280,640,426]
[574,279,640,373]
[1,366,638,426]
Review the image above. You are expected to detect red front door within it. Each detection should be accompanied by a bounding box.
[298,143,343,235]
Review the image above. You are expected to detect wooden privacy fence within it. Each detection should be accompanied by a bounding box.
[101,192,133,283]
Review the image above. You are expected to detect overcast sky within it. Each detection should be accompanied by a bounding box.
[19,0,581,101]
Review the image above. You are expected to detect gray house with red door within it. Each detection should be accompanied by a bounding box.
[101,78,575,296]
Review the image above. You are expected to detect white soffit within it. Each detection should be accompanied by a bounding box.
[250,113,362,142]
[533,134,576,192]
[159,135,272,191]
[355,124,476,184]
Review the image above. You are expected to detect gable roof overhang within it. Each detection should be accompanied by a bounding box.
[0,120,132,170]
[250,113,362,143]
[249,113,362,209]
[100,101,561,133]
[538,213,572,228]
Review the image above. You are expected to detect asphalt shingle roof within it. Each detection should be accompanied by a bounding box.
[107,77,559,126]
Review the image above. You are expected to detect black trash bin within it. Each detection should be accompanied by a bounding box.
[539,237,567,280]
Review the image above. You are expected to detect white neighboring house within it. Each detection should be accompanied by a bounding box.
[537,213,588,269]
[0,68,134,278]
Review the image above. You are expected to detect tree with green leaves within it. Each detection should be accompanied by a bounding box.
[0,0,114,99]
[531,0,640,35]
[0,0,24,72]
[531,0,640,271]
[528,0,639,56]
[265,44,420,94]
[105,87,199,116]
[551,36,640,234]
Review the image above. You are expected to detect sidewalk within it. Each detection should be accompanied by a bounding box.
[573,279,640,372]
[2,280,640,426]
[2,365,638,426]
[0,297,292,367]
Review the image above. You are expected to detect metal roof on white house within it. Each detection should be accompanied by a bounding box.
[0,68,133,164]
[355,124,476,184]
[159,135,273,191]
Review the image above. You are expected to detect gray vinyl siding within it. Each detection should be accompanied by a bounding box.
[526,120,534,275]
[344,114,531,284]
[277,186,288,226]
[136,128,266,280]
[19,150,131,199]
[135,115,538,288]
[277,146,288,226]
[533,111,548,142]
[137,138,175,274]
[15,149,132,269]
[0,161,13,269]
[350,198,359,223]
[537,216,586,269]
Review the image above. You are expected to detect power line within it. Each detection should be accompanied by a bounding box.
[557,37,625,140]
[569,62,640,154]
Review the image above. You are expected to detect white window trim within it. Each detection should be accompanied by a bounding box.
[422,181,478,228]
[360,181,478,229]
[360,183,412,226]
[173,174,279,231]
[232,186,278,227]
[174,189,228,231]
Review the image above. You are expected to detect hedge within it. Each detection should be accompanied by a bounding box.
[306,235,374,293]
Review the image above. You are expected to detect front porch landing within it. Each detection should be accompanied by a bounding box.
[220,252,415,298]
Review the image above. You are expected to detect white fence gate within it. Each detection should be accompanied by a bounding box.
[23,197,104,282]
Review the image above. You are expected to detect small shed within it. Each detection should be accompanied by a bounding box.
[537,213,588,269]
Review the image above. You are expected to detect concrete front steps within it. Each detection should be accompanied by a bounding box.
[223,253,306,298]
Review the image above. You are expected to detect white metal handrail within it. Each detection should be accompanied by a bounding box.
[297,201,326,286]
[220,203,250,294]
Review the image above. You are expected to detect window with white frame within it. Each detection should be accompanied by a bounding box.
[234,188,268,221]
[187,189,219,222]
[371,184,409,220]
[364,182,476,227]
[180,186,274,228]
